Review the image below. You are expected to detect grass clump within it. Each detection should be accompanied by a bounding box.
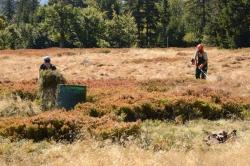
[39,70,66,111]
[139,120,197,151]
[0,96,40,117]
[11,90,37,101]
[242,104,250,120]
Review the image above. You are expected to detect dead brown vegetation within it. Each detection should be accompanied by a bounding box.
[0,48,250,165]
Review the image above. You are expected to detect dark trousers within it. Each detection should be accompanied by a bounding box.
[196,68,207,79]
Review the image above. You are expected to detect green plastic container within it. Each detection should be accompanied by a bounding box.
[57,84,87,110]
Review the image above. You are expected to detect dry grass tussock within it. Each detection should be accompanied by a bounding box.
[0,95,40,117]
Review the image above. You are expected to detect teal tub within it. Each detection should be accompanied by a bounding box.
[57,84,87,110]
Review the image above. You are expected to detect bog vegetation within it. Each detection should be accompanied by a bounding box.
[0,0,249,49]
[0,48,250,165]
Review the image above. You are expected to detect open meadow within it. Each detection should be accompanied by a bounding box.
[0,47,250,166]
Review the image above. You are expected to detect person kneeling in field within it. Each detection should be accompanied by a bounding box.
[192,44,208,79]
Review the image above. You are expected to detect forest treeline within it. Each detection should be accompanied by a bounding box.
[0,0,249,49]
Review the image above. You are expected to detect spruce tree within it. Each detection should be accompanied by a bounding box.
[2,0,15,21]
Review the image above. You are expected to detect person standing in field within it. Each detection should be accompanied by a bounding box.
[38,56,56,80]
[40,56,57,71]
[192,44,208,79]
[38,56,59,111]
[38,56,57,80]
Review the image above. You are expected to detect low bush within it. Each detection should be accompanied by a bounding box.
[0,111,140,142]
[222,102,244,119]
[1,118,80,142]
[115,99,245,122]
[115,107,137,122]
[89,108,105,118]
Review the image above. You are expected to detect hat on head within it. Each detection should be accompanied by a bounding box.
[43,56,51,63]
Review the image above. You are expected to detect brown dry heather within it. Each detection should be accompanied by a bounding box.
[0,48,250,165]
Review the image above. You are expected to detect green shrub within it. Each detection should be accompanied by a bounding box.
[116,100,245,122]
[106,13,138,48]
[135,103,162,120]
[183,32,199,46]
[165,100,243,121]
[0,30,11,49]
[196,101,222,120]
[222,102,244,119]
[89,108,104,118]
[115,107,136,122]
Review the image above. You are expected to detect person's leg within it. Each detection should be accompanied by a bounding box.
[196,68,201,79]
[201,68,207,79]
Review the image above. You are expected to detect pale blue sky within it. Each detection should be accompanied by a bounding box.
[40,0,48,4]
